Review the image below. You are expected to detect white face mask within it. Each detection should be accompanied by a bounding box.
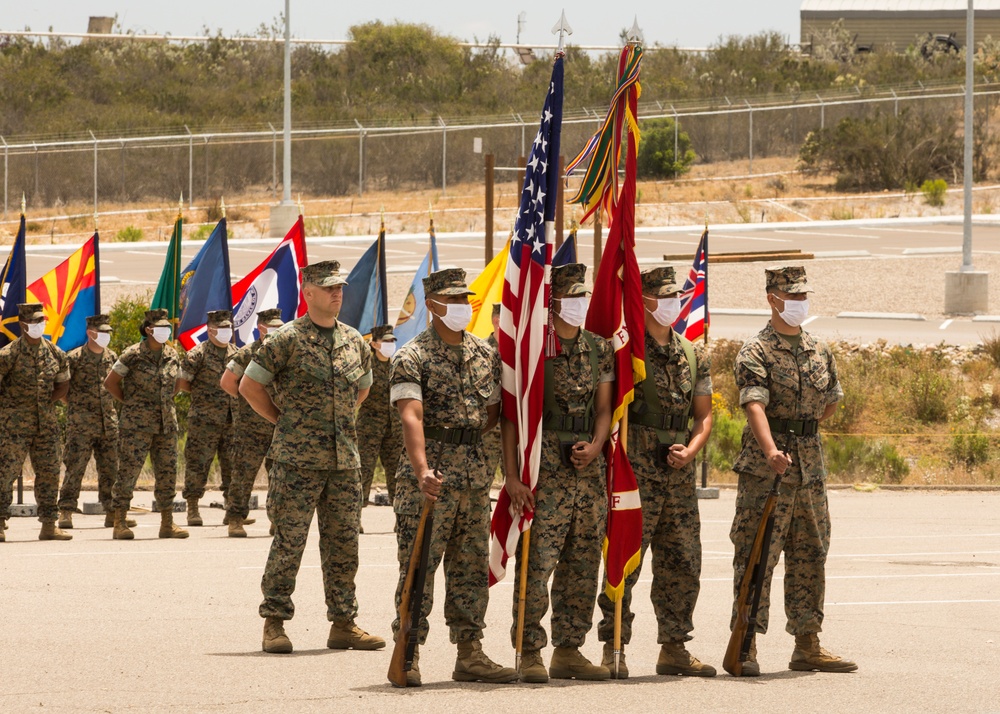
[557,297,589,327]
[93,332,112,348]
[213,328,233,344]
[777,297,810,327]
[150,326,172,344]
[431,300,473,332]
[378,342,397,359]
[25,322,46,339]
[647,297,682,327]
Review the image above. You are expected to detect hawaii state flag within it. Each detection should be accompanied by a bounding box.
[673,228,709,341]
[177,218,233,349]
[0,214,28,347]
[26,232,100,350]
[231,215,308,347]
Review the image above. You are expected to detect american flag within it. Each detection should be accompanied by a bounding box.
[673,228,709,341]
[488,55,563,586]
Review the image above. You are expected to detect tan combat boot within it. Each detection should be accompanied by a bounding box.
[549,646,610,681]
[159,510,190,539]
[739,636,760,677]
[789,634,858,673]
[58,509,74,529]
[452,640,519,683]
[112,509,134,540]
[269,521,275,536]
[262,617,293,653]
[39,519,73,541]
[601,641,629,679]
[327,621,386,650]
[0,519,6,542]
[228,516,247,538]
[105,509,137,528]
[406,646,421,686]
[186,498,203,526]
[657,640,717,677]
[519,649,548,683]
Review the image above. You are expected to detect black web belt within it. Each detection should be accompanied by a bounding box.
[423,426,482,445]
[767,417,819,437]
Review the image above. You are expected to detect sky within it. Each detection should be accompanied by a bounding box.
[3,1,806,49]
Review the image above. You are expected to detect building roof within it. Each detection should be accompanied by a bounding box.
[802,1,1000,11]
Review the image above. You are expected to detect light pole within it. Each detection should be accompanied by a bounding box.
[269,0,300,236]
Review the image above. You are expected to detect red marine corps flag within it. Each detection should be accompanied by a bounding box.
[568,38,645,629]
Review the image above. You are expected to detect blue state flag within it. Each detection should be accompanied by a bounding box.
[0,215,28,347]
[340,227,387,338]
[177,218,233,349]
[394,225,440,346]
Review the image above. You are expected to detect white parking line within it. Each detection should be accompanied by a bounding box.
[940,319,953,330]
[826,598,1000,606]
[801,316,819,327]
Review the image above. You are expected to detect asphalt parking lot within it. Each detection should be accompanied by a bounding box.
[2,487,998,713]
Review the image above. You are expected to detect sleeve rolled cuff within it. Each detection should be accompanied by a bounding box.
[694,376,714,398]
[390,382,422,405]
[486,385,501,407]
[112,361,129,377]
[358,369,373,390]
[226,361,245,379]
[178,369,194,382]
[56,370,71,382]
[827,381,845,404]
[740,385,770,407]
[599,371,615,384]
[244,361,274,385]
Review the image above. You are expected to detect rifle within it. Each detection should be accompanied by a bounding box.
[387,441,443,688]
[723,470,782,676]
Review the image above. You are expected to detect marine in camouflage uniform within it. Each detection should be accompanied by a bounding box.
[57,314,120,528]
[481,303,502,484]
[106,309,188,540]
[390,268,516,685]
[729,266,856,675]
[503,264,613,683]
[596,267,716,678]
[357,324,403,511]
[179,309,238,526]
[222,308,283,537]
[0,303,72,541]
[241,261,383,655]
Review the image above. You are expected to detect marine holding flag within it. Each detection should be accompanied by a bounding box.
[596,267,716,678]
[504,264,614,683]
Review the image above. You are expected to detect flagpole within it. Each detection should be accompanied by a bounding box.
[702,224,710,490]
[93,212,101,312]
[514,529,531,672]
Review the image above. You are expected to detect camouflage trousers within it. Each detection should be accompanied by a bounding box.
[112,430,178,513]
[357,416,403,507]
[597,475,703,645]
[481,426,502,484]
[512,462,607,651]
[226,426,274,520]
[730,473,830,636]
[182,420,236,502]
[59,428,118,512]
[259,462,361,622]
[391,475,491,645]
[0,432,61,521]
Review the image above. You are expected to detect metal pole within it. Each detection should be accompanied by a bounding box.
[282,0,292,204]
[963,0,974,271]
[485,153,495,263]
[555,154,565,248]
[746,100,754,175]
[2,136,7,220]
[892,89,899,117]
[34,143,39,203]
[268,123,277,199]
[593,216,603,276]
[185,125,193,208]
[520,115,526,158]
[817,94,825,130]
[89,130,98,215]
[670,105,679,171]
[440,117,447,196]
[203,136,209,201]
[120,139,126,202]
[355,119,364,197]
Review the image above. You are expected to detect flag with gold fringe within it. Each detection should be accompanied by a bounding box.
[576,43,646,601]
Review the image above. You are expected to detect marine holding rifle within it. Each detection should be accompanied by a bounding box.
[729,266,857,676]
[388,267,517,686]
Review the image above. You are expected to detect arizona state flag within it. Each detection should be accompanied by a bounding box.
[26,233,101,350]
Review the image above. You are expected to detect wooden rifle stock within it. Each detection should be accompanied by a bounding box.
[723,472,782,676]
[387,441,443,688]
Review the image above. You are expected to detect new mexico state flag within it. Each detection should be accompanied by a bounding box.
[466,238,510,338]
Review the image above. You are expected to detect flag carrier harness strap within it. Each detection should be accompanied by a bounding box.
[541,331,600,444]
[629,334,697,447]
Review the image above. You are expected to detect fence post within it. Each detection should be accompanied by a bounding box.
[89,130,98,215]
[33,142,39,204]
[745,100,753,175]
[485,153,494,263]
[203,136,210,203]
[120,139,126,203]
[440,116,447,196]
[185,126,194,208]
[519,114,526,158]
[817,93,825,130]
[892,88,899,117]
[2,136,7,220]
[355,120,365,197]
[670,104,679,169]
[725,96,733,159]
[268,123,277,199]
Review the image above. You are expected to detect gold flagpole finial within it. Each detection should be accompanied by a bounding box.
[21,192,26,215]
[220,197,227,219]
[570,217,579,231]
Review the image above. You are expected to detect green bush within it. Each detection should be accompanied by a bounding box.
[108,292,152,354]
[824,435,909,483]
[906,370,953,423]
[189,224,213,242]
[920,178,947,207]
[708,404,746,472]
[636,117,696,180]
[950,431,991,467]
[115,225,144,242]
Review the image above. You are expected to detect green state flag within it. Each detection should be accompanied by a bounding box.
[151,210,184,323]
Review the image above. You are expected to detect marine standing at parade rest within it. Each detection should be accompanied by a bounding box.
[104,309,189,540]
[356,324,403,523]
[240,261,385,655]
[481,302,503,482]
[0,303,71,542]
[220,308,283,537]
[729,266,857,675]
[596,267,716,678]
[503,263,613,683]
[57,314,132,530]
[178,309,238,527]
[389,268,517,686]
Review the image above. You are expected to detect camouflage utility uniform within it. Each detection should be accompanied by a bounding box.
[59,343,119,513]
[246,315,373,623]
[389,326,500,645]
[110,339,182,514]
[512,329,614,652]
[597,330,712,644]
[226,340,276,521]
[480,332,502,484]
[181,340,238,502]
[0,333,70,523]
[731,324,842,636]
[356,339,403,506]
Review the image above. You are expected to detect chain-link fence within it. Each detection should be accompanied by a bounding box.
[3,80,1000,219]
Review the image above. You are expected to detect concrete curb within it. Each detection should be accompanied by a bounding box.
[837,311,926,321]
